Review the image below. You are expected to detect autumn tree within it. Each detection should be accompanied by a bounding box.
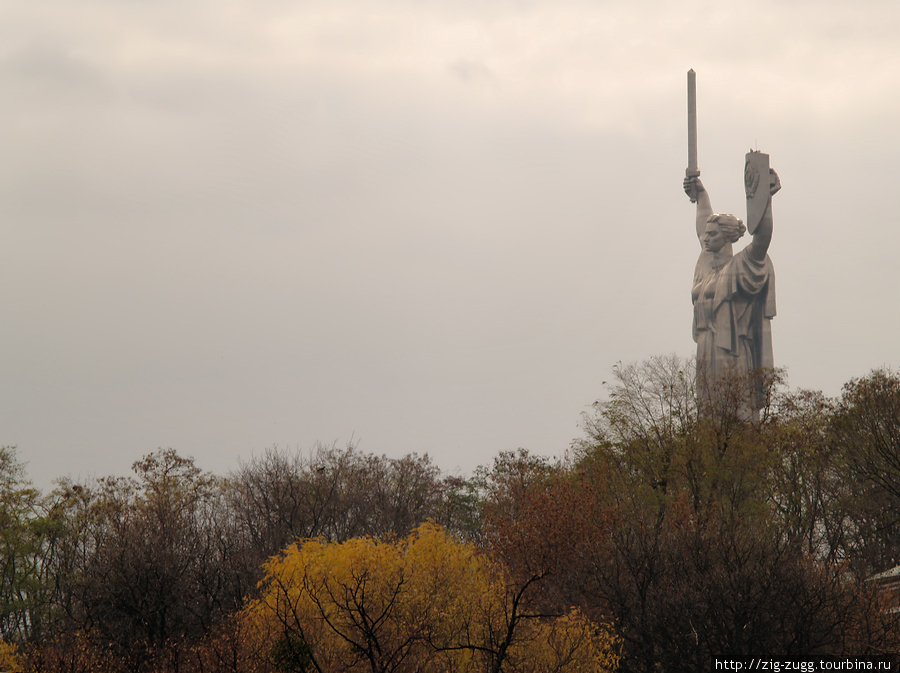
[476,449,617,625]
[225,444,480,570]
[829,369,900,575]
[29,449,252,672]
[0,638,24,672]
[577,355,782,519]
[7,362,899,672]
[243,523,620,673]
[17,445,485,672]
[765,387,852,561]
[557,357,898,670]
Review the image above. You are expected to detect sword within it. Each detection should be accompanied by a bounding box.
[686,69,700,202]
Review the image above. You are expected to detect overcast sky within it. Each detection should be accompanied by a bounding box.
[2,0,898,490]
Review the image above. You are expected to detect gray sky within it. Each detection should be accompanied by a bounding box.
[2,0,898,490]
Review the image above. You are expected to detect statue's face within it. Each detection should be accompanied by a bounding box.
[703,221,727,253]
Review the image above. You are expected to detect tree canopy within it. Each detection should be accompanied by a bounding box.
[2,361,900,671]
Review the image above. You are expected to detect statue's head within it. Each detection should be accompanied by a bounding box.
[705,213,746,250]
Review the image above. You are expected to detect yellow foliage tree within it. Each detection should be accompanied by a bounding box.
[243,523,619,673]
[0,640,23,673]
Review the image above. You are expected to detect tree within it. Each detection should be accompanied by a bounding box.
[32,449,252,672]
[479,449,613,622]
[22,445,483,672]
[766,387,850,561]
[0,446,55,643]
[576,495,893,671]
[557,357,899,670]
[0,638,24,672]
[833,369,900,501]
[829,369,900,574]
[577,356,780,520]
[243,523,620,673]
[225,444,481,572]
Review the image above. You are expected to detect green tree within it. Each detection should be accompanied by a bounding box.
[0,446,56,643]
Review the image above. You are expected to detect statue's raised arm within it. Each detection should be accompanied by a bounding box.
[746,166,781,262]
[684,175,713,243]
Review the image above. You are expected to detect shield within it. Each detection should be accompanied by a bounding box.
[744,151,769,235]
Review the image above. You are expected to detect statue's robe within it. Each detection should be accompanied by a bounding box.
[692,247,776,408]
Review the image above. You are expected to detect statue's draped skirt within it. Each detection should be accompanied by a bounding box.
[692,248,775,406]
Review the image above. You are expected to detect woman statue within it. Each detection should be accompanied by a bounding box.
[683,168,780,410]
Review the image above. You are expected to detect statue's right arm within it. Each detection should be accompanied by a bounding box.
[684,176,712,243]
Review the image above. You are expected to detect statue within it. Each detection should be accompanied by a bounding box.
[682,70,780,411]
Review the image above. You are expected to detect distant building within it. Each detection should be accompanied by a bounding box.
[869,566,900,613]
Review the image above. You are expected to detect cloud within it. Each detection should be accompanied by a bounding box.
[1,0,897,488]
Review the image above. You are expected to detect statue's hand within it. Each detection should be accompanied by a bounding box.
[769,169,781,196]
[683,175,705,201]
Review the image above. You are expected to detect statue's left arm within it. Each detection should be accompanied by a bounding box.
[747,169,781,262]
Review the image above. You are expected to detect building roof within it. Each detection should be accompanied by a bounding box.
[869,565,900,582]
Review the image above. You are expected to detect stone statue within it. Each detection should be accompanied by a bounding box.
[682,166,780,409]
[682,71,780,411]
